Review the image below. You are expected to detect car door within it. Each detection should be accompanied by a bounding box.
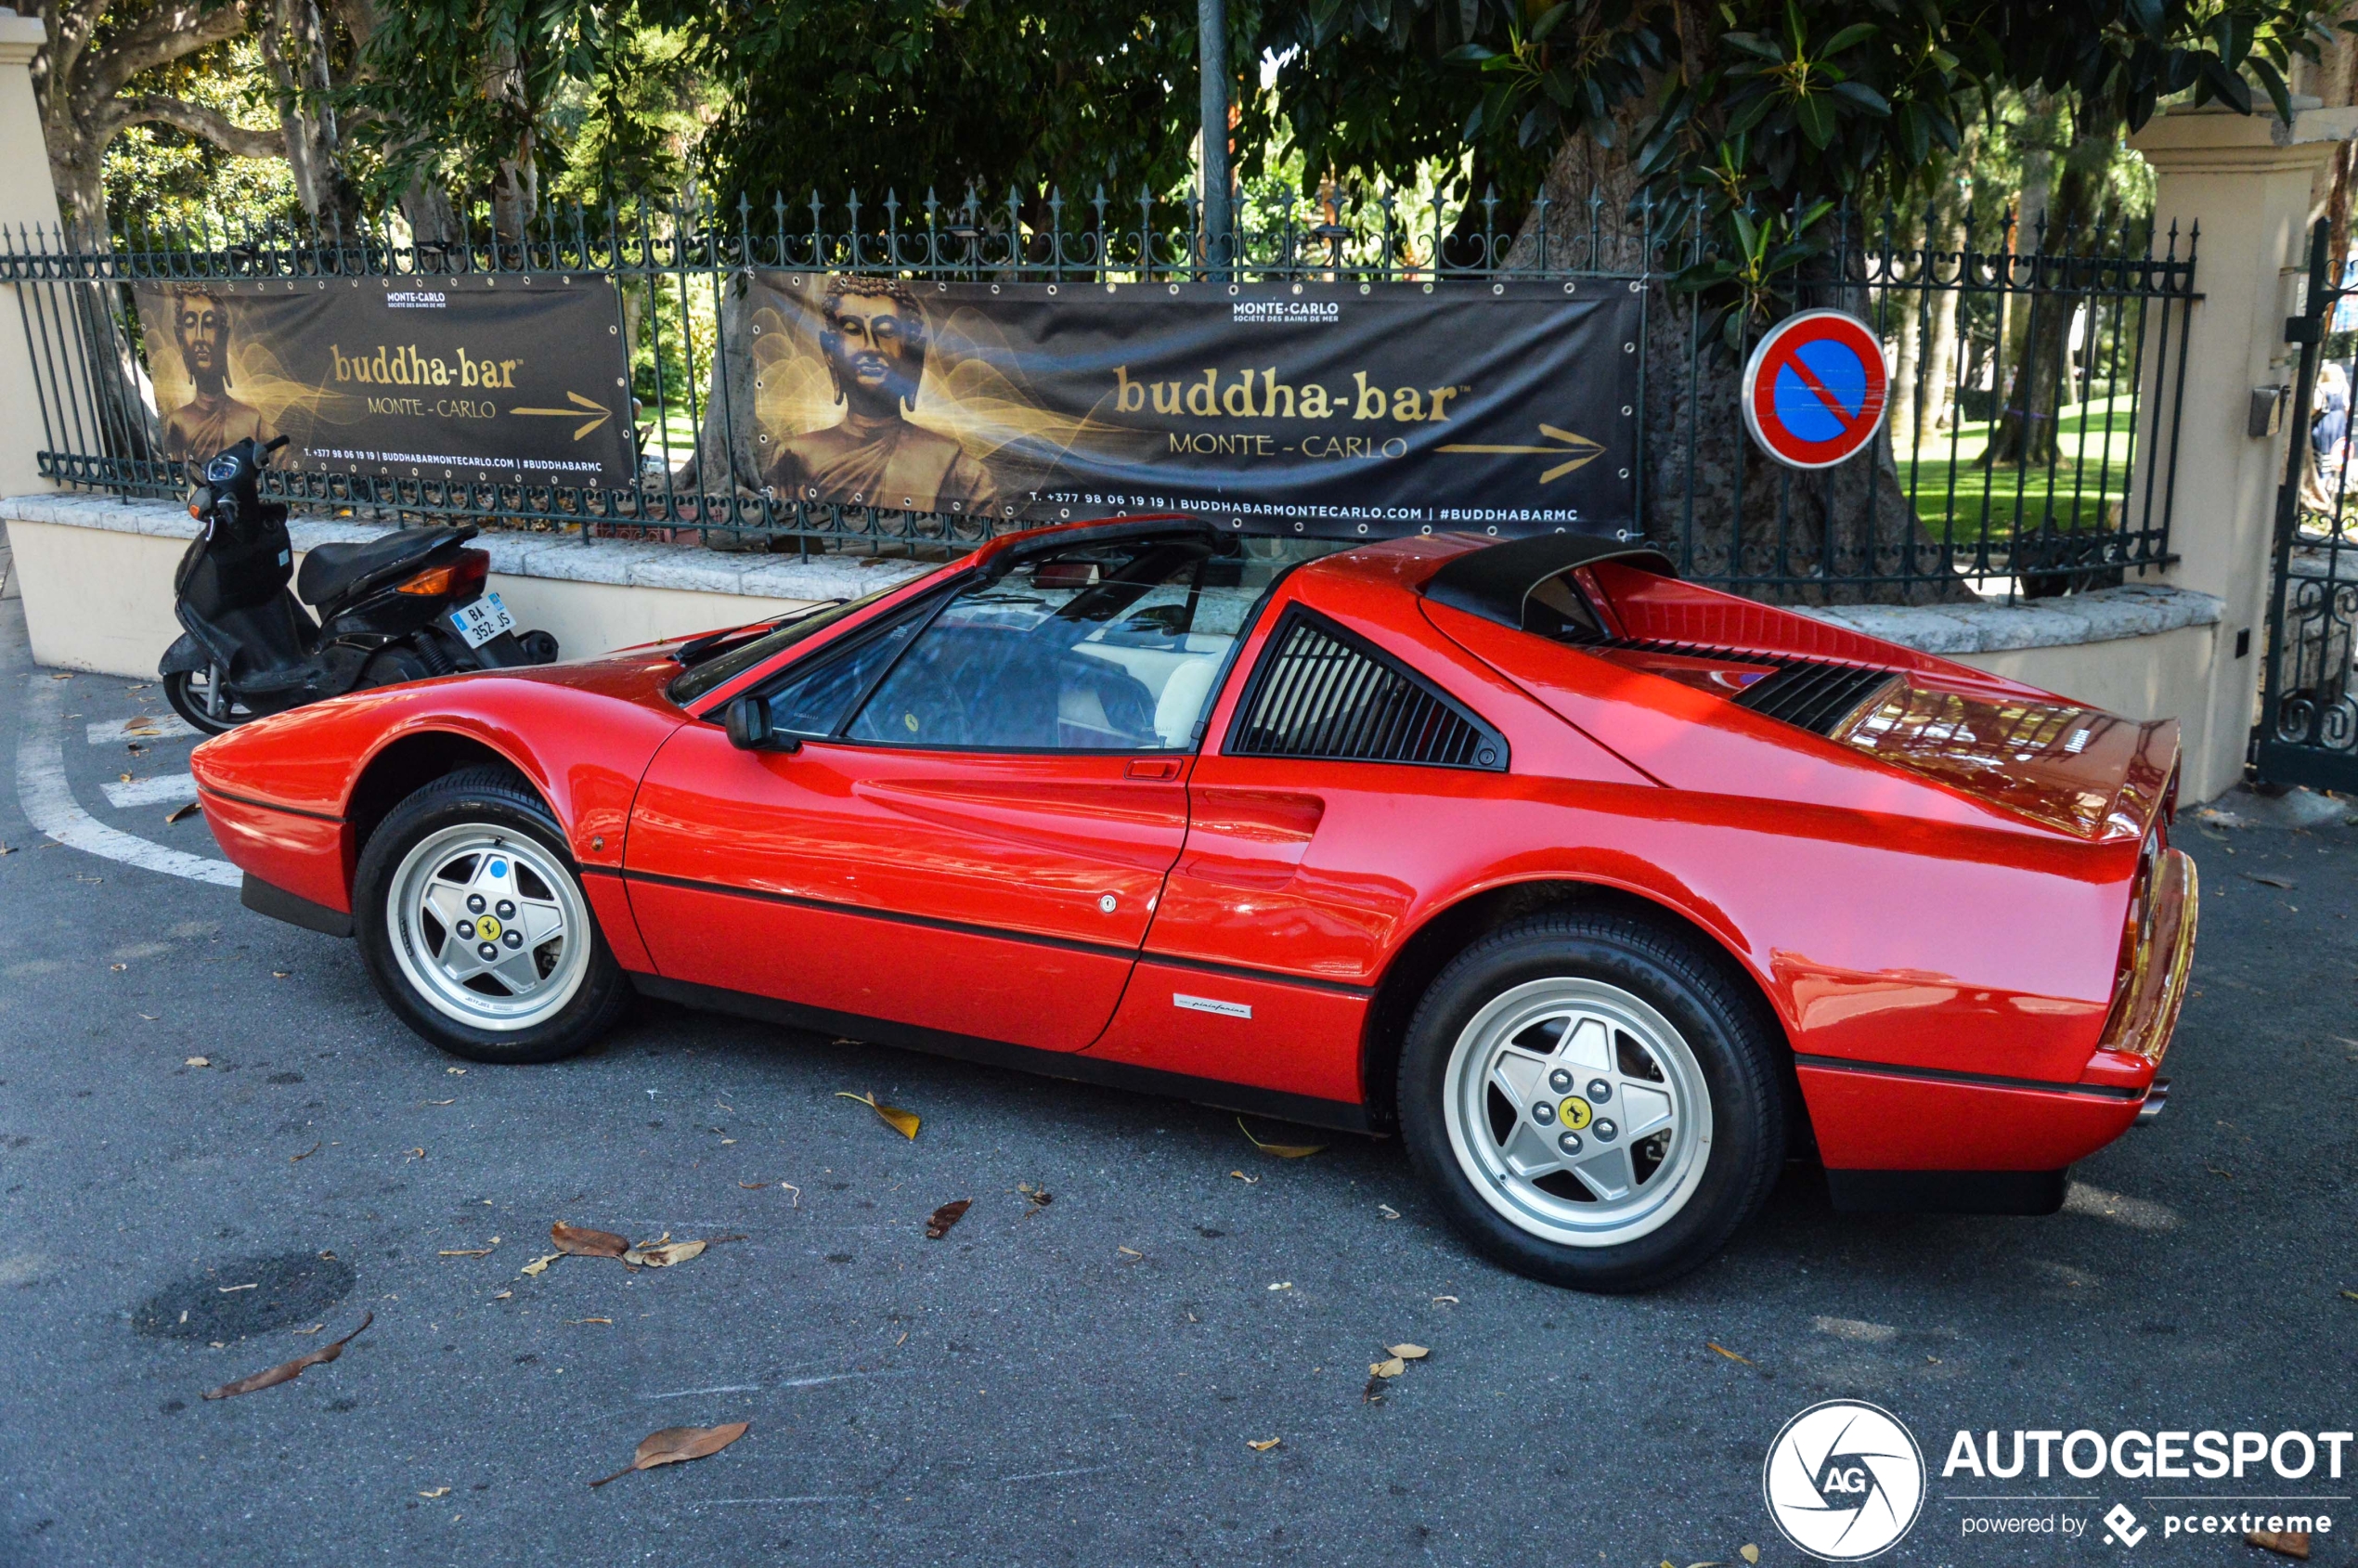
[624,531,1267,1054]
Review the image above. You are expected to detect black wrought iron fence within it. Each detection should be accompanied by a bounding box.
[0,183,2196,603]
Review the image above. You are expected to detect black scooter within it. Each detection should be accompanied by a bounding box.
[162,436,560,733]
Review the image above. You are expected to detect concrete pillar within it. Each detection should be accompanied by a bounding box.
[2131,102,2358,799]
[0,9,60,498]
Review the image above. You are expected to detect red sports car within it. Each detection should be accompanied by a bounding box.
[190,517,2196,1290]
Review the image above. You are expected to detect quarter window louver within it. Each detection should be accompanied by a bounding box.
[1230,611,1508,769]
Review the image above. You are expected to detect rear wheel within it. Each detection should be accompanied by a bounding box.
[1398,912,1786,1292]
[354,766,628,1063]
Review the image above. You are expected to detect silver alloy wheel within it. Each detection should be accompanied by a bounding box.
[386,823,590,1031]
[1442,977,1714,1248]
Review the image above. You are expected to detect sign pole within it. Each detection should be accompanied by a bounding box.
[1198,0,1230,280]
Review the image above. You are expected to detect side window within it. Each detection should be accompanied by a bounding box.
[762,616,922,737]
[842,538,1285,751]
[1227,607,1509,770]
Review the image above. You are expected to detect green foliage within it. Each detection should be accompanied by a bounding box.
[637,0,1242,211]
[1260,0,2345,338]
[546,21,711,211]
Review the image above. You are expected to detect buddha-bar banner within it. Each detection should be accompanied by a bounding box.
[131,275,636,487]
[743,274,1641,538]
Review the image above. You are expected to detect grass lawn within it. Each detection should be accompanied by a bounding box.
[1896,393,2139,544]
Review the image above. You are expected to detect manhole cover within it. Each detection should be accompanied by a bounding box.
[132,1251,356,1341]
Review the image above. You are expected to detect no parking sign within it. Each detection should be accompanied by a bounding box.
[1740,309,1890,470]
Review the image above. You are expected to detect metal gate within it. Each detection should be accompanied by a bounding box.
[2259,218,2358,791]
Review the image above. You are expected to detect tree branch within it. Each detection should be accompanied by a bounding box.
[113,92,286,160]
[77,1,253,113]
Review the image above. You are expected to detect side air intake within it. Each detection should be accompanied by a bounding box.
[1230,609,1509,770]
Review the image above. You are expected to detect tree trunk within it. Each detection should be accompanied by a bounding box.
[1885,204,1926,450]
[1989,106,2120,469]
[1503,124,1971,604]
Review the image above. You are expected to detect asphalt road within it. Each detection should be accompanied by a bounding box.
[1,586,2354,1568]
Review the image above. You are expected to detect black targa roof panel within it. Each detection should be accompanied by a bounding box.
[1419,532,1678,629]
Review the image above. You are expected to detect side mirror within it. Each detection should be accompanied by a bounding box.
[721,694,797,753]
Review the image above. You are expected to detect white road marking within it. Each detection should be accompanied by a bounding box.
[102,772,199,809]
[88,715,198,744]
[17,677,239,887]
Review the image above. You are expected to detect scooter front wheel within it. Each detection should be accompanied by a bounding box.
[163,667,259,735]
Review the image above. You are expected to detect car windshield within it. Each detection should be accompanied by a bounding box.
[666,580,924,706]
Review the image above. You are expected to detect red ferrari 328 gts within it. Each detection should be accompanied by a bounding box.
[190,517,2196,1290]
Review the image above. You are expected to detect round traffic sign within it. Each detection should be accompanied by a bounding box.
[1740,309,1890,470]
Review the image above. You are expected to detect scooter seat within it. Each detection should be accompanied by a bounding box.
[297,526,474,610]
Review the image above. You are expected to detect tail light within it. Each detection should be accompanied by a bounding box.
[397,548,491,597]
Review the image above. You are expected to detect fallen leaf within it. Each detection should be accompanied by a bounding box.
[272,970,291,979]
[201,1312,372,1400]
[520,1253,562,1276]
[1368,1357,1406,1379]
[1018,1182,1053,1212]
[1227,1171,1260,1185]
[0,843,13,855]
[1377,1203,1400,1220]
[2248,1531,2311,1560]
[739,1181,768,1190]
[836,1090,918,1140]
[419,1487,449,1499]
[165,802,201,824]
[590,1422,749,1488]
[925,1199,972,1240]
[2342,1290,2358,1302]
[292,1324,324,1335]
[1266,1281,1292,1291]
[218,1283,258,1293]
[447,1067,465,1074]
[1236,1116,1325,1159]
[1741,1548,1760,1564]
[567,1317,615,1326]
[289,1142,320,1163]
[781,1183,801,1207]
[1246,1437,1280,1452]
[1118,1245,1144,1260]
[406,1147,426,1159]
[110,963,126,972]
[424,1098,455,1107]
[118,771,132,784]
[1387,1343,1430,1360]
[492,1290,512,1301]
[1706,1342,1754,1366]
[551,1222,628,1259]
[623,1238,706,1268]
[438,1248,496,1258]
[138,1012,157,1020]
[2243,873,2296,889]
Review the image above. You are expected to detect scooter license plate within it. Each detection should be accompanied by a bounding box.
[448,592,516,650]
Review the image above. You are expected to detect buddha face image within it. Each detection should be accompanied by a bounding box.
[157,287,278,465]
[824,289,922,415]
[175,292,231,389]
[760,277,998,516]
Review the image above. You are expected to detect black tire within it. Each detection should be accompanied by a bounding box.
[1397,911,1787,1293]
[353,765,629,1064]
[163,667,254,734]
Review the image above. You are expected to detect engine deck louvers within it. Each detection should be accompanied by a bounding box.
[1587,635,1902,739]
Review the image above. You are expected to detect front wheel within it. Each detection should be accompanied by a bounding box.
[1398,912,1787,1293]
[163,667,258,735]
[353,766,629,1064]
